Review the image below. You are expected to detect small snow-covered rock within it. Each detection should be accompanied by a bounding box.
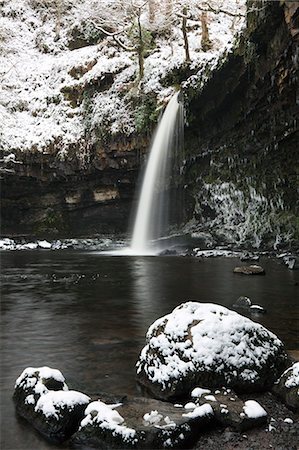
[14,367,90,443]
[136,302,288,400]
[73,395,214,449]
[272,362,299,411]
[233,296,252,309]
[37,240,52,249]
[233,265,265,275]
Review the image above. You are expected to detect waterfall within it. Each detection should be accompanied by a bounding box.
[130,92,184,255]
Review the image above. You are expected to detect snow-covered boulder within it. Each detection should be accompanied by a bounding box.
[136,302,288,400]
[272,362,299,411]
[72,395,213,449]
[13,367,90,443]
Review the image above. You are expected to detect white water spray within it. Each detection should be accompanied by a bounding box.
[130,92,184,255]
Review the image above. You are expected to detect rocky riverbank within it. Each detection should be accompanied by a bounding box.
[13,302,299,449]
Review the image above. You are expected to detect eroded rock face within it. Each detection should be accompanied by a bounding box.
[272,362,299,412]
[72,395,213,449]
[136,302,288,400]
[13,367,90,443]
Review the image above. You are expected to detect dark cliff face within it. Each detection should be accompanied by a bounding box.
[183,1,299,249]
[1,136,149,236]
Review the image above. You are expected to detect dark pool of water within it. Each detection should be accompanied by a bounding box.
[1,251,298,449]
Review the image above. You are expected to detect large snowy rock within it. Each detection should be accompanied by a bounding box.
[13,367,90,443]
[136,302,288,400]
[72,395,213,449]
[272,362,299,411]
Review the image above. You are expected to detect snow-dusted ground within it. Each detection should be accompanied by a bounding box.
[0,0,246,159]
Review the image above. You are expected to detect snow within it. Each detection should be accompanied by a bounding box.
[80,400,136,442]
[191,387,211,398]
[281,362,299,389]
[143,410,164,425]
[137,302,285,390]
[193,249,241,258]
[182,403,213,419]
[35,390,90,419]
[284,418,294,424]
[0,0,246,158]
[184,402,196,409]
[15,366,68,399]
[204,395,217,402]
[243,400,267,419]
[37,240,52,249]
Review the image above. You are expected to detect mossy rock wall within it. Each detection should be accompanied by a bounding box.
[183,1,299,249]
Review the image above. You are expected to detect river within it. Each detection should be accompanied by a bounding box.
[1,250,298,449]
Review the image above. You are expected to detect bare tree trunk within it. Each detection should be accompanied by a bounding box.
[54,0,62,40]
[201,11,212,51]
[182,7,190,64]
[165,0,172,17]
[148,0,157,24]
[137,14,144,79]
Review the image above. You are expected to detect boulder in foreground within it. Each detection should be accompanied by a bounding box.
[72,395,213,449]
[13,366,90,443]
[136,302,288,400]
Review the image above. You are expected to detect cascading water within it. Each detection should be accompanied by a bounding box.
[130,92,184,255]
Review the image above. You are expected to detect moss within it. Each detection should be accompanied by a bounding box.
[134,96,159,133]
[35,210,69,234]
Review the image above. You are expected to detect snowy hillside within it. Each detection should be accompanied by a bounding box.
[0,0,246,160]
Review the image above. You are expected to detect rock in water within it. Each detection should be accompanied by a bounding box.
[136,302,288,400]
[72,395,214,449]
[272,362,299,412]
[233,265,265,275]
[233,296,252,309]
[13,367,90,443]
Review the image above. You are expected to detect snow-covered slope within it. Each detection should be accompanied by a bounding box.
[0,0,246,160]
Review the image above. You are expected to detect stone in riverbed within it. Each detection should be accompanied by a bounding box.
[272,362,299,411]
[233,265,265,275]
[136,302,288,400]
[190,387,267,431]
[72,395,214,449]
[233,296,252,309]
[13,366,90,443]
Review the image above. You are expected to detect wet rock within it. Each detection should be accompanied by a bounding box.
[136,302,288,400]
[233,265,265,275]
[272,362,299,411]
[233,296,252,309]
[72,395,214,449]
[13,367,90,443]
[190,387,268,432]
